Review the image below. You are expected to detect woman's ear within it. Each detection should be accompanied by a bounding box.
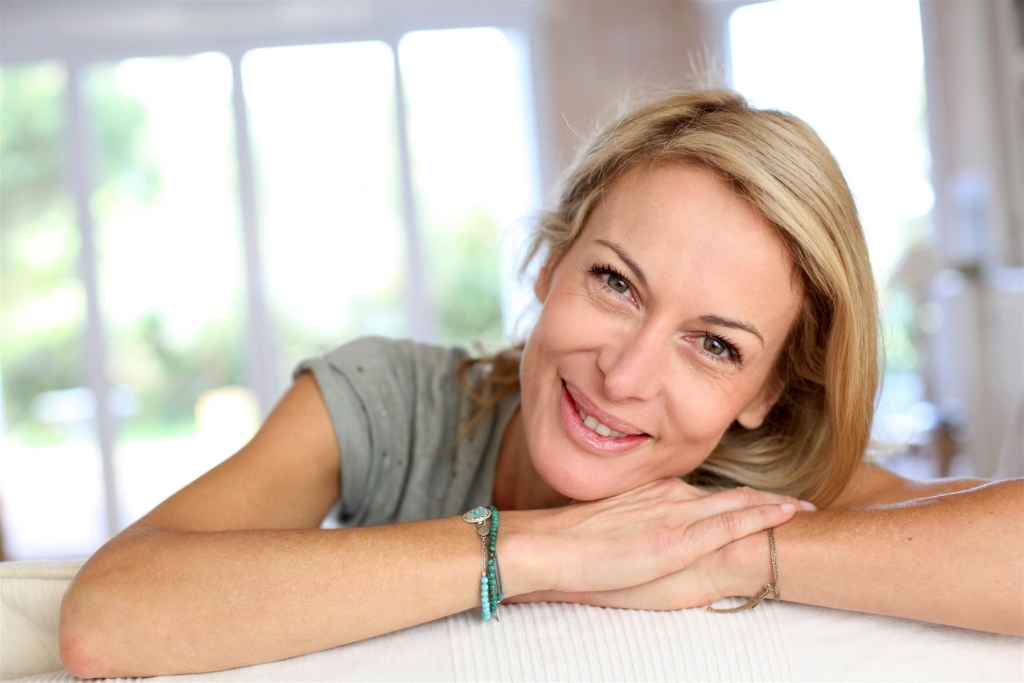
[534,266,551,302]
[533,253,562,302]
[736,379,785,430]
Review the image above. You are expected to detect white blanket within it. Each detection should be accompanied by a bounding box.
[3,560,1021,682]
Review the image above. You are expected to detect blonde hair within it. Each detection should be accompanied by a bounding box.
[457,89,879,508]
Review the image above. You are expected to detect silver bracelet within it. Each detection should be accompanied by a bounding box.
[463,506,499,620]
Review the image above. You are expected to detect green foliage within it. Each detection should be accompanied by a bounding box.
[110,310,247,425]
[1,65,67,228]
[87,66,161,214]
[1,65,81,430]
[427,205,505,349]
[880,286,919,373]
[0,63,156,434]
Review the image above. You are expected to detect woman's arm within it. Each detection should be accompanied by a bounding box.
[60,374,808,678]
[724,476,1023,636]
[506,468,1022,638]
[824,461,990,509]
[57,374,524,679]
[60,514,538,678]
[58,374,536,678]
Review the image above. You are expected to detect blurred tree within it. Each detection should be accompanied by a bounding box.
[88,66,161,216]
[428,205,505,350]
[0,66,66,226]
[0,63,153,434]
[1,64,82,434]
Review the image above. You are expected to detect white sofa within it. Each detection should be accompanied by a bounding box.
[3,559,1021,682]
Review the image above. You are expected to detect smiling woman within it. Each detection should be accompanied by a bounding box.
[58,89,1021,679]
[511,164,805,507]
[474,90,877,511]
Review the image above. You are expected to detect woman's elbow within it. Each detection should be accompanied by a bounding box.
[59,565,136,679]
[59,584,110,679]
[59,627,105,680]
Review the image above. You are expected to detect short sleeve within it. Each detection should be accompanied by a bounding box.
[291,335,470,527]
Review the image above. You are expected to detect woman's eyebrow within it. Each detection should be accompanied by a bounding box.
[594,239,648,287]
[699,315,765,347]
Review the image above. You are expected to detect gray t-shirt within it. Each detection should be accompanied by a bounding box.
[292,335,521,527]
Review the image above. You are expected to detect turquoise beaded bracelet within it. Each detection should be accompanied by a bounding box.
[463,505,504,621]
[486,505,504,614]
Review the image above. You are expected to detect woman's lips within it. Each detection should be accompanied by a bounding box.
[559,380,652,455]
[563,381,647,435]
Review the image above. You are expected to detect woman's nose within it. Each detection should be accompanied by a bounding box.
[595,324,666,403]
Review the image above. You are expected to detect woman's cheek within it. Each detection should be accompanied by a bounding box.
[664,379,745,454]
[547,294,628,353]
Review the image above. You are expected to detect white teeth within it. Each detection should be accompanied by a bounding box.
[576,405,629,438]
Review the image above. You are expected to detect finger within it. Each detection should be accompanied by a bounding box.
[688,485,813,520]
[507,586,643,609]
[504,590,581,605]
[553,566,711,611]
[568,577,675,610]
[681,502,796,564]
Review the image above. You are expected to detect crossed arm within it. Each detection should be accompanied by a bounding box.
[737,468,1024,636]
[512,466,1024,637]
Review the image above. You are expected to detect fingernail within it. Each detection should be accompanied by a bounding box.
[780,503,796,513]
[800,500,817,511]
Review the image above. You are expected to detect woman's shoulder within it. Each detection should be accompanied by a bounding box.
[294,335,525,418]
[304,335,473,382]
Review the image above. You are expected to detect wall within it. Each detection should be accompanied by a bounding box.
[535,1,728,188]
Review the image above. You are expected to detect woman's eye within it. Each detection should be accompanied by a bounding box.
[701,336,727,356]
[588,264,635,301]
[606,273,630,294]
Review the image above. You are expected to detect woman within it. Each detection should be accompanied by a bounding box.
[59,90,1023,678]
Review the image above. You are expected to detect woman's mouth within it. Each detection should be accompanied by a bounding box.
[559,380,652,454]
[575,407,633,438]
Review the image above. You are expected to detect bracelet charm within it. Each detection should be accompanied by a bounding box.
[463,506,500,621]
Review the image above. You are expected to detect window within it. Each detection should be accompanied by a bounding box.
[1,63,104,559]
[399,28,538,348]
[85,53,253,528]
[0,27,540,559]
[242,41,410,384]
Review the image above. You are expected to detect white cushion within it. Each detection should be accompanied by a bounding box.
[1,560,83,681]
[3,559,1022,681]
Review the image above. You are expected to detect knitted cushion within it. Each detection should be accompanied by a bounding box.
[3,560,1021,682]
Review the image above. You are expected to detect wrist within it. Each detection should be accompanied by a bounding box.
[494,509,550,596]
[717,528,777,599]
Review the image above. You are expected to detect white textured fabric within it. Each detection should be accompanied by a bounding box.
[1,560,82,681]
[5,560,1022,682]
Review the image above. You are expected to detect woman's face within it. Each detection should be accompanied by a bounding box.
[519,163,804,501]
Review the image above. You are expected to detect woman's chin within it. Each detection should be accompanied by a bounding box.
[530,445,636,502]
[529,434,711,503]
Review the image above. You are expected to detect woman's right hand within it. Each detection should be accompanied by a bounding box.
[521,478,810,595]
